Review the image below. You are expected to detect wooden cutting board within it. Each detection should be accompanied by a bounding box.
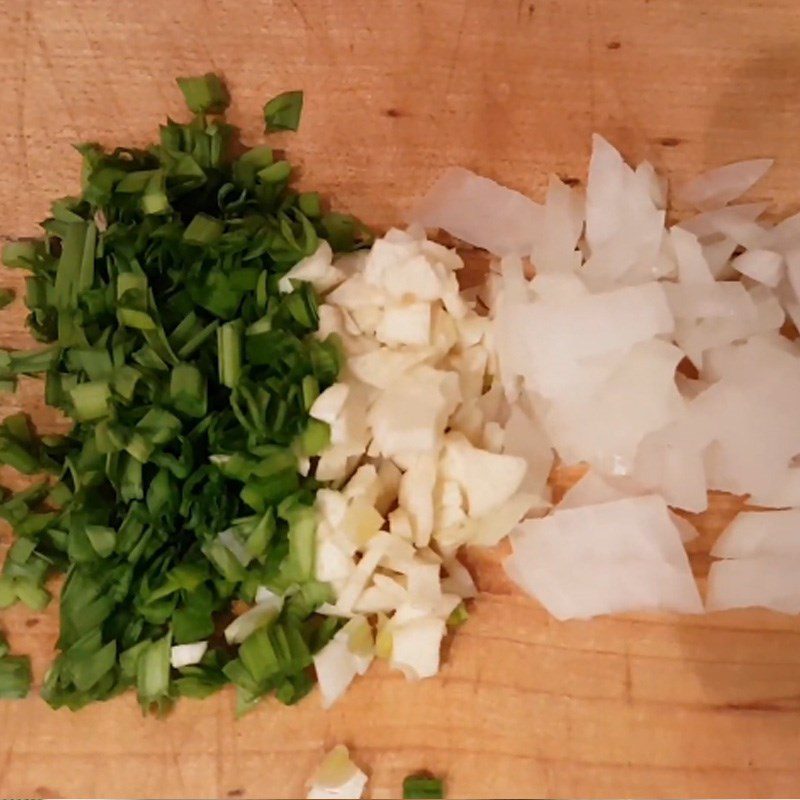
[2,1,800,797]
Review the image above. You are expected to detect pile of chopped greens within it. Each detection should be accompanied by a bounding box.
[0,74,371,714]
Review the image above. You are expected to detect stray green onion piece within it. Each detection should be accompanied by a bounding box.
[403,774,445,800]
[176,73,230,114]
[263,90,304,133]
[446,602,469,629]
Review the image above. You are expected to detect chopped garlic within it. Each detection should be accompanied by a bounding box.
[308,228,534,698]
[307,745,368,800]
[389,616,446,680]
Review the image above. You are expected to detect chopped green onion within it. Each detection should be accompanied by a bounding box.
[136,634,172,715]
[183,213,224,246]
[298,192,321,219]
[0,577,15,608]
[218,320,243,388]
[296,418,330,457]
[85,525,116,558]
[169,363,207,417]
[15,582,51,612]
[118,307,156,330]
[301,375,319,410]
[69,381,112,421]
[2,241,37,269]
[0,74,367,715]
[142,176,170,215]
[176,74,230,114]
[0,288,15,309]
[263,90,303,132]
[258,160,292,185]
[6,346,60,375]
[322,212,374,251]
[403,775,445,800]
[71,639,116,692]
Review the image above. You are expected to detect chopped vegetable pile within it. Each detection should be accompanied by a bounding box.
[0,74,370,713]
[1,77,799,800]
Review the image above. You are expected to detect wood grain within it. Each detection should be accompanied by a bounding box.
[2,1,800,797]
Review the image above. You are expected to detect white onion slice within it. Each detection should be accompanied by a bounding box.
[731,249,783,287]
[501,405,554,504]
[765,211,800,255]
[542,339,685,476]
[505,496,702,619]
[711,509,800,558]
[557,469,642,509]
[494,281,674,402]
[670,226,714,284]
[677,159,773,210]
[663,282,755,320]
[585,134,630,248]
[632,426,709,513]
[531,174,584,273]
[679,202,769,240]
[407,166,543,257]
[706,559,800,614]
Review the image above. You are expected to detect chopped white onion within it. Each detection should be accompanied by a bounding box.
[493,280,674,404]
[731,248,784,287]
[706,559,800,614]
[679,202,770,240]
[501,405,554,505]
[505,496,703,619]
[543,339,685,475]
[670,226,714,284]
[677,159,773,210]
[408,166,543,257]
[583,135,666,288]
[557,469,642,509]
[711,510,800,558]
[530,174,584,274]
